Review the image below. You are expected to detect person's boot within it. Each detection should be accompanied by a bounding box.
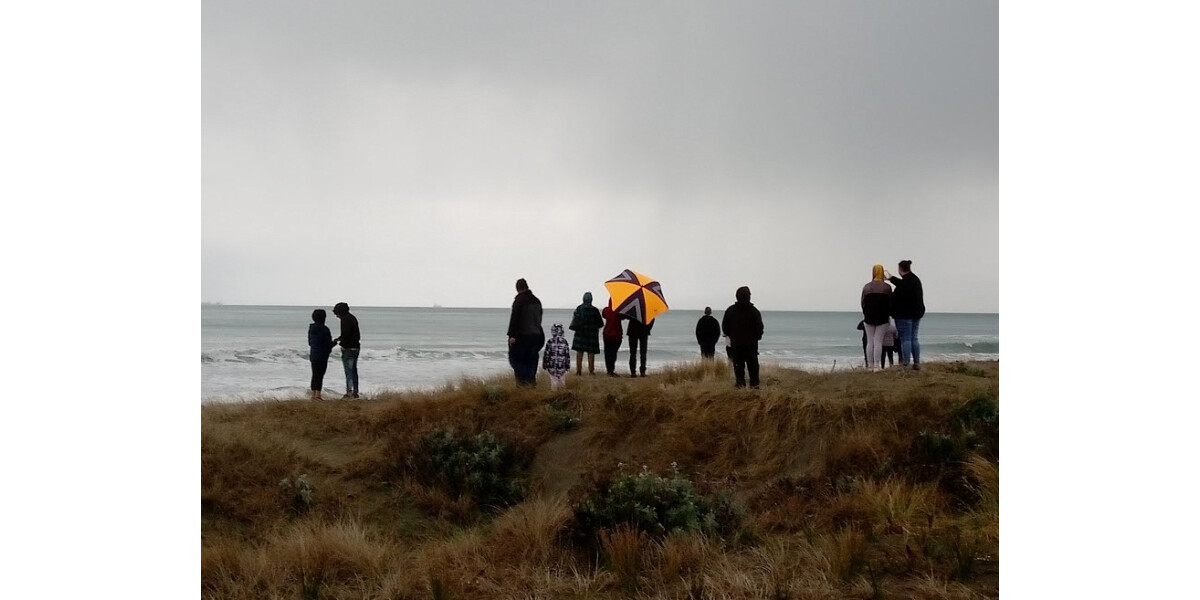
[315,390,323,401]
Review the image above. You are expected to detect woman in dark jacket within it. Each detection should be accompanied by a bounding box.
[569,292,604,376]
[307,309,336,400]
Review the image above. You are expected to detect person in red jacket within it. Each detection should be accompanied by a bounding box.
[601,300,624,377]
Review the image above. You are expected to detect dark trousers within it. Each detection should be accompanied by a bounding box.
[603,336,623,374]
[699,342,716,359]
[629,335,648,375]
[882,346,896,366]
[310,353,330,391]
[509,333,544,386]
[729,346,760,387]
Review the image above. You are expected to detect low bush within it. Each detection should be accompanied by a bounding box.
[546,405,581,433]
[570,464,745,544]
[948,361,986,377]
[279,474,315,514]
[401,428,529,510]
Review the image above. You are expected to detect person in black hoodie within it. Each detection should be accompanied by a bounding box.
[307,309,335,400]
[332,302,361,398]
[506,278,545,386]
[627,316,654,377]
[721,286,765,388]
[695,307,721,360]
[886,260,926,370]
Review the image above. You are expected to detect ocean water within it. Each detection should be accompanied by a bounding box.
[201,305,998,403]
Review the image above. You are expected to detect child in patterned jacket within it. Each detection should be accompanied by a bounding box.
[542,323,571,390]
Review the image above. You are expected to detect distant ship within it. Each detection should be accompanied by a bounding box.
[202,301,224,307]
[432,303,444,309]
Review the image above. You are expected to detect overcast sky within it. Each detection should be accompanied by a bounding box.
[202,0,997,312]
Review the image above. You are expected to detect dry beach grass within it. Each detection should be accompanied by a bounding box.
[201,360,999,599]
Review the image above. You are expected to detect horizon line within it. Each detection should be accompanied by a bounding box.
[201,303,999,315]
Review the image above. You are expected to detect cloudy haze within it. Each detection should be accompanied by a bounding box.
[202,0,997,312]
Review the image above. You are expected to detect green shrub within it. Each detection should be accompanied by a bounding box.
[570,464,745,543]
[403,428,528,510]
[949,362,985,377]
[546,405,581,433]
[954,392,998,428]
[912,431,959,466]
[279,474,314,514]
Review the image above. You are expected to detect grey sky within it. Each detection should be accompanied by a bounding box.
[202,0,997,312]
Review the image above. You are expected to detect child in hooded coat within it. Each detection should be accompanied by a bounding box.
[542,323,572,390]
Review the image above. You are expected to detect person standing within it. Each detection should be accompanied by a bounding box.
[627,317,654,377]
[861,265,893,371]
[856,319,868,367]
[695,307,721,360]
[307,309,335,400]
[569,292,604,376]
[542,323,571,390]
[881,318,899,368]
[721,286,764,388]
[601,301,624,377]
[887,260,926,370]
[332,302,360,399]
[506,278,545,386]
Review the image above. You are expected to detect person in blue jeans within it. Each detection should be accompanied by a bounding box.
[332,302,361,398]
[886,260,926,370]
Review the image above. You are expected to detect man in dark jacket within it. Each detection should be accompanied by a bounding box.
[721,286,765,388]
[506,278,545,386]
[887,260,926,370]
[695,307,721,359]
[332,302,361,398]
[626,317,654,377]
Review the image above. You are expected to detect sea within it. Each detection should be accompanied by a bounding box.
[201,305,998,403]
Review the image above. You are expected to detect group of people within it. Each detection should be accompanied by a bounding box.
[305,260,924,398]
[510,278,765,390]
[858,259,926,371]
[306,302,360,400]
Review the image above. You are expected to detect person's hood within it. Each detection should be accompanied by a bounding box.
[551,323,566,338]
[582,292,593,306]
[736,286,752,303]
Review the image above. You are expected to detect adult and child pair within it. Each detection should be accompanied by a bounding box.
[860,259,925,371]
[306,302,360,400]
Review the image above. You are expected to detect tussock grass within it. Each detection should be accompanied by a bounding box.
[203,360,1000,599]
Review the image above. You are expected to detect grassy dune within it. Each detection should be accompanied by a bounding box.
[202,360,999,599]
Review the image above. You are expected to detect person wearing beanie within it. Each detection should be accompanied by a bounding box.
[721,286,765,388]
[886,260,926,370]
[332,302,361,398]
[860,265,893,371]
[307,309,335,400]
[569,291,604,376]
[695,307,721,359]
